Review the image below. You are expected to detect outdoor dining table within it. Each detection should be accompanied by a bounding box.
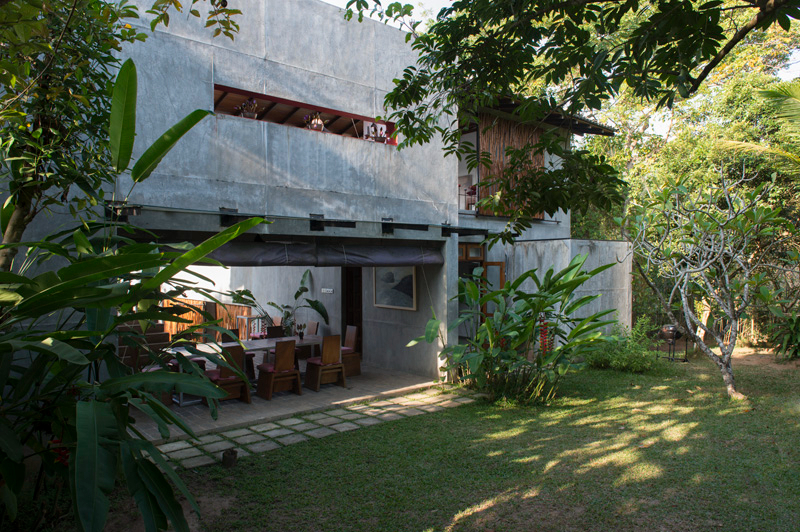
[219,334,324,380]
[167,335,323,405]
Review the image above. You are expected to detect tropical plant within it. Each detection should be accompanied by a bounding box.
[411,255,615,404]
[0,59,262,531]
[768,306,800,360]
[0,0,241,272]
[267,269,329,336]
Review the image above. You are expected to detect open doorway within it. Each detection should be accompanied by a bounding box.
[341,267,363,353]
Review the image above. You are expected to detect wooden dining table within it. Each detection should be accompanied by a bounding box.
[219,334,323,380]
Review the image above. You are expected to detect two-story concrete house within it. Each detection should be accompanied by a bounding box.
[119,0,631,379]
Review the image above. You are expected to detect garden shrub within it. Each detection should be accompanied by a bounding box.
[412,254,616,404]
[586,317,659,373]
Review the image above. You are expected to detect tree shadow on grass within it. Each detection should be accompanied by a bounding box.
[194,360,800,532]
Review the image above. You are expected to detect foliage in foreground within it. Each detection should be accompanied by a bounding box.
[0,59,259,532]
[585,317,660,374]
[412,254,615,404]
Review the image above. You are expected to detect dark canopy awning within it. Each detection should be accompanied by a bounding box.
[207,241,444,267]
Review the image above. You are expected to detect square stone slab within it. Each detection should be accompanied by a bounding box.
[251,422,280,432]
[235,433,266,445]
[325,408,350,416]
[439,400,461,408]
[202,440,236,453]
[169,447,203,460]
[397,408,425,416]
[158,440,193,453]
[315,417,340,426]
[276,433,309,446]
[304,413,331,421]
[419,405,445,413]
[292,422,320,431]
[455,397,476,404]
[306,427,337,438]
[377,412,404,421]
[353,417,382,427]
[221,428,252,438]
[276,418,304,427]
[330,422,360,432]
[181,455,216,469]
[193,434,223,444]
[248,440,281,453]
[339,413,366,420]
[264,428,295,438]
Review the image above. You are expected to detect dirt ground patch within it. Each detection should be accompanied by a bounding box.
[728,346,800,371]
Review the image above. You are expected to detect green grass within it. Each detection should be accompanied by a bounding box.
[180,357,800,532]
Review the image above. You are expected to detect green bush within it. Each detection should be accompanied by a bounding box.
[768,307,800,360]
[587,317,659,373]
[412,254,616,404]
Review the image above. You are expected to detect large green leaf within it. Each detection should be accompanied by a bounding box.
[75,400,118,532]
[0,421,23,462]
[139,217,263,292]
[109,59,137,172]
[120,444,166,532]
[136,459,191,532]
[99,371,227,398]
[305,299,329,324]
[2,338,89,365]
[130,109,213,183]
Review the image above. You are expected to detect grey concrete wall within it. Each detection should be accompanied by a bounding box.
[502,238,631,329]
[120,0,457,227]
[363,255,452,378]
[570,239,632,329]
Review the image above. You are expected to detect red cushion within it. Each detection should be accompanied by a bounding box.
[250,332,265,340]
[205,369,220,381]
[257,362,275,373]
[341,347,354,355]
[306,357,340,367]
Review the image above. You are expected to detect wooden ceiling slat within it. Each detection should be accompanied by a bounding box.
[214,91,229,108]
[257,101,278,120]
[279,107,302,124]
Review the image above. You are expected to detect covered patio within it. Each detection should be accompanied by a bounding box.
[134,364,437,442]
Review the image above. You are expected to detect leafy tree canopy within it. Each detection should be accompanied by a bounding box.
[347,0,800,235]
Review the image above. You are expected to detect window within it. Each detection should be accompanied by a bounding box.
[213,85,397,145]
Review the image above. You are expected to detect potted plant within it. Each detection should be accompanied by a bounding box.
[368,122,386,143]
[304,111,325,131]
[235,97,260,119]
[266,269,329,336]
[295,322,306,340]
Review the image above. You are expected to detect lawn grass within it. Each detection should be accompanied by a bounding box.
[181,356,800,531]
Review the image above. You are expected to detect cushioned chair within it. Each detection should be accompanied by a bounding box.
[306,320,319,335]
[304,335,346,392]
[256,340,302,400]
[341,325,361,377]
[204,345,251,403]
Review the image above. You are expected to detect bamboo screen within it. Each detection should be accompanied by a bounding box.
[161,298,252,340]
[477,113,545,218]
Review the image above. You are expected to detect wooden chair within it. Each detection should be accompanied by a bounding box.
[306,320,319,335]
[218,327,239,342]
[204,345,251,403]
[304,335,346,392]
[341,325,361,377]
[256,340,302,400]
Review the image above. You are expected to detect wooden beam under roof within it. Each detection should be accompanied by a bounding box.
[257,101,278,120]
[278,107,301,124]
[214,91,229,109]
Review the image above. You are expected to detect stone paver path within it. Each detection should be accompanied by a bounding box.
[158,386,481,469]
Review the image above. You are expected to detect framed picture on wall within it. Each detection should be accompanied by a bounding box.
[374,266,417,311]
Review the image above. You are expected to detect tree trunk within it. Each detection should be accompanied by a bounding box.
[0,187,35,272]
[718,359,745,400]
